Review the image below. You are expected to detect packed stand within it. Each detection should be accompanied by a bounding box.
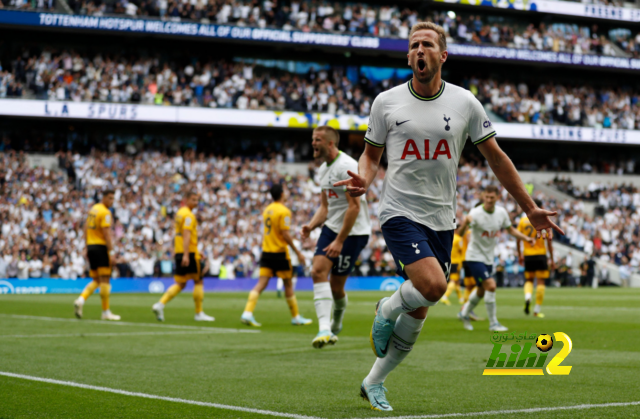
[0,0,55,10]
[57,0,639,58]
[0,148,395,279]
[4,49,640,130]
[467,77,640,130]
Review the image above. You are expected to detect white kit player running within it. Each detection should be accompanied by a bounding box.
[302,126,371,349]
[456,186,535,332]
[335,22,563,411]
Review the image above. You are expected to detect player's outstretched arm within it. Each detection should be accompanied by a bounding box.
[282,230,305,266]
[477,138,564,238]
[507,226,535,244]
[301,191,329,239]
[334,143,384,197]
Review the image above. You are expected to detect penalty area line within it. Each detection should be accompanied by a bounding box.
[0,313,259,333]
[0,371,322,419]
[361,401,640,419]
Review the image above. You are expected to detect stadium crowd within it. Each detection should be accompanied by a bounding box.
[1,146,639,282]
[13,0,631,59]
[467,77,640,130]
[3,49,640,130]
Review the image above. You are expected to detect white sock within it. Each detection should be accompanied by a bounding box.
[485,291,497,325]
[366,313,426,385]
[276,278,284,291]
[156,302,164,308]
[313,282,333,332]
[381,280,437,321]
[292,277,298,290]
[242,311,252,317]
[525,292,532,301]
[332,294,348,329]
[534,304,541,313]
[102,310,110,315]
[461,288,481,317]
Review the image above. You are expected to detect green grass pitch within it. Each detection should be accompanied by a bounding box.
[1,288,639,418]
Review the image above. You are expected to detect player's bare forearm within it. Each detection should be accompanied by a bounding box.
[508,226,531,242]
[478,138,564,237]
[336,198,360,243]
[182,230,191,253]
[456,216,471,237]
[547,237,555,261]
[308,193,329,230]
[359,144,383,190]
[516,239,522,258]
[477,138,535,213]
[103,227,114,252]
[281,230,298,253]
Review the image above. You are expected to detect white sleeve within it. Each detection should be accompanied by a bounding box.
[364,94,388,148]
[502,209,512,229]
[467,93,496,146]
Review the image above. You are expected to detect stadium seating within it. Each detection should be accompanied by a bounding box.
[1,147,638,281]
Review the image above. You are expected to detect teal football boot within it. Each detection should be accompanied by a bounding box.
[360,379,393,411]
[369,297,395,358]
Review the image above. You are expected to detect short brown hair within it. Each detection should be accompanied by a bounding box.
[484,185,499,194]
[314,125,340,147]
[409,22,447,52]
[103,189,115,196]
[185,190,199,198]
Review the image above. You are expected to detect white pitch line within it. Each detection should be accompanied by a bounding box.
[0,371,322,419]
[359,401,640,419]
[0,314,259,333]
[0,330,245,339]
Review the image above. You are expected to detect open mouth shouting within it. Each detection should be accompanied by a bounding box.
[417,58,426,72]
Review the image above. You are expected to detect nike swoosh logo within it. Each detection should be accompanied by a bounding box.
[395,120,410,126]
[380,335,390,355]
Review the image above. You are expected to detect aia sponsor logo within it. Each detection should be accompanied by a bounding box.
[327,190,340,199]
[481,230,500,238]
[400,139,452,160]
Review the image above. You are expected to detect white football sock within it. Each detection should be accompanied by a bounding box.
[332,294,348,329]
[461,288,481,317]
[313,282,333,332]
[381,280,437,321]
[366,313,426,385]
[485,290,498,325]
[525,292,532,301]
[276,278,284,292]
[534,304,541,313]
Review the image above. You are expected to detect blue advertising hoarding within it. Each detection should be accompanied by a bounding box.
[0,277,404,294]
[1,10,640,71]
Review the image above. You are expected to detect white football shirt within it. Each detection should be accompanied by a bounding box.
[465,205,512,265]
[316,151,371,236]
[365,80,496,231]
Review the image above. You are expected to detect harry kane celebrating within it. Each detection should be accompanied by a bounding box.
[335,22,563,411]
[302,126,371,349]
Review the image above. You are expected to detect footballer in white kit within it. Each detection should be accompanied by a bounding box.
[302,126,371,349]
[335,22,563,412]
[456,186,534,332]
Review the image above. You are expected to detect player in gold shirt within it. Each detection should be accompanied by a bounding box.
[152,191,215,322]
[74,190,120,320]
[517,200,555,318]
[241,184,312,327]
[441,231,464,305]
